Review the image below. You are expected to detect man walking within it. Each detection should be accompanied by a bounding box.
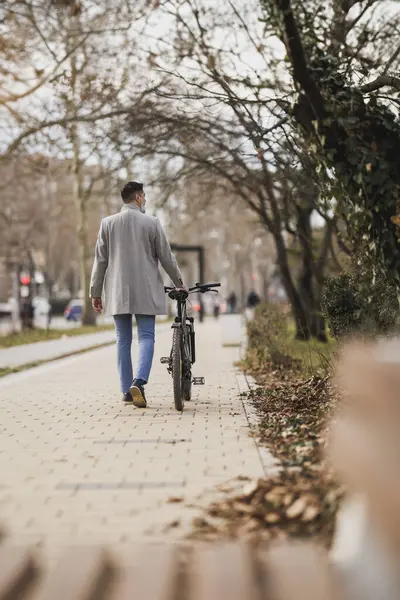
[90,181,185,408]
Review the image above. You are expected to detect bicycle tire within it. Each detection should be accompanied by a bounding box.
[182,328,192,401]
[183,373,192,401]
[172,327,184,412]
[183,377,192,401]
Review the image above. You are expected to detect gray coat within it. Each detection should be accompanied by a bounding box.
[90,204,183,316]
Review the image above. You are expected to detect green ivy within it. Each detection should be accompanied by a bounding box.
[304,51,400,288]
[262,0,400,333]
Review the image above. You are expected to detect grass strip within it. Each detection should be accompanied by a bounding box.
[0,324,114,349]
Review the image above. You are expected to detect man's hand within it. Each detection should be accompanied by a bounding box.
[92,297,103,313]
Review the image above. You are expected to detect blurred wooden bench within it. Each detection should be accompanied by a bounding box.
[0,541,345,600]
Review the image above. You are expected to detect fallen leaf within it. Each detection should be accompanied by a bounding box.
[216,484,235,493]
[163,519,180,531]
[283,493,294,507]
[242,481,258,498]
[286,497,307,519]
[302,505,320,522]
[232,502,255,515]
[265,512,280,524]
[238,518,260,535]
[264,489,285,506]
[192,517,210,529]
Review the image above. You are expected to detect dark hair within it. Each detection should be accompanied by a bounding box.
[121,181,144,203]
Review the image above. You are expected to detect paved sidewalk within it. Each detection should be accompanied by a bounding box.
[0,320,266,557]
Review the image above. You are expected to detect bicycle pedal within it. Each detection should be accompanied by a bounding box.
[160,357,170,364]
[193,377,205,385]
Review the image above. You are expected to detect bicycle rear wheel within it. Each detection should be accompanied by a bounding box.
[182,328,192,401]
[172,327,184,412]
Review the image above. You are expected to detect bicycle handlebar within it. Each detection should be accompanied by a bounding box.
[164,282,221,294]
[189,282,221,292]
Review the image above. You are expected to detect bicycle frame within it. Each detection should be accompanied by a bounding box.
[171,294,195,366]
[166,284,221,361]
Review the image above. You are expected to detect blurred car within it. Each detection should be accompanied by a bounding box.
[64,299,83,322]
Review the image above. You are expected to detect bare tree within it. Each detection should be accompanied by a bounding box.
[0,0,160,155]
[118,0,399,338]
[110,0,341,338]
[1,0,160,323]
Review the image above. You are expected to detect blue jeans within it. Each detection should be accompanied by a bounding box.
[113,314,155,393]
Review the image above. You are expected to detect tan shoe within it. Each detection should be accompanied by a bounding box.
[129,384,147,408]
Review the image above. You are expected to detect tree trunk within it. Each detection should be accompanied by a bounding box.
[297,204,328,342]
[262,271,270,302]
[312,280,328,342]
[68,33,96,327]
[298,274,328,341]
[291,289,311,340]
[78,222,96,326]
[273,230,311,340]
[71,138,96,326]
[310,313,327,342]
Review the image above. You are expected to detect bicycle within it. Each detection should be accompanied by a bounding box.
[161,282,221,411]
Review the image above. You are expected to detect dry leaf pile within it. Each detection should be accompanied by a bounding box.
[251,374,336,468]
[190,372,345,547]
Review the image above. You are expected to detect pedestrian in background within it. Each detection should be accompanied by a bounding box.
[245,290,261,322]
[227,291,237,314]
[247,290,261,309]
[213,296,220,319]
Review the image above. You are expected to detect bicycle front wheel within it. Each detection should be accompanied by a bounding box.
[172,327,184,412]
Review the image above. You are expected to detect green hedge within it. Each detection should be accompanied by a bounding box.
[322,271,399,339]
[246,303,300,371]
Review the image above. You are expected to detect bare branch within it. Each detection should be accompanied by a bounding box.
[274,0,326,120]
[0,33,91,106]
[346,0,379,35]
[360,74,400,93]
